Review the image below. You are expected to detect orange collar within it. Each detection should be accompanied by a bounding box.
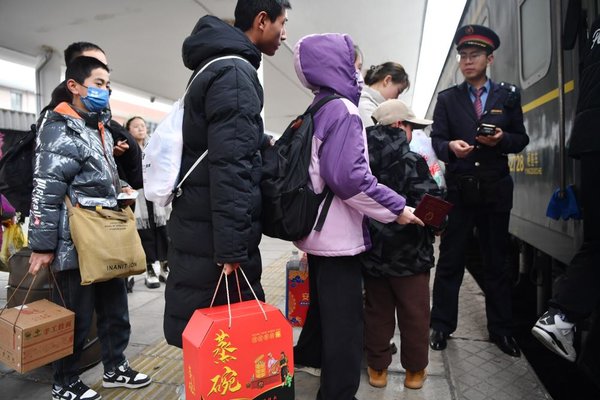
[53,101,106,147]
[54,102,83,120]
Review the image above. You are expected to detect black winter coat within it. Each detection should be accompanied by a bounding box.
[107,120,143,189]
[361,125,442,277]
[568,15,600,158]
[164,15,265,348]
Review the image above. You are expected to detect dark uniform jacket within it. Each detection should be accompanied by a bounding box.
[361,125,442,277]
[430,79,529,211]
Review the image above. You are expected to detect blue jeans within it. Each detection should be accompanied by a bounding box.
[52,269,131,386]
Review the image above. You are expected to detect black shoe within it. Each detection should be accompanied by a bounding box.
[430,329,448,351]
[103,360,151,389]
[126,277,135,293]
[490,334,521,357]
[52,379,101,400]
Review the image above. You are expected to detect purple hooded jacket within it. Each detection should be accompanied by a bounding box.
[293,33,406,256]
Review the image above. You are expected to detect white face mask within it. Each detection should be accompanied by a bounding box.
[356,70,365,91]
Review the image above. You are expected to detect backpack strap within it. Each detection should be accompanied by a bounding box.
[175,55,251,196]
[313,190,334,232]
[306,94,342,116]
[183,55,250,100]
[306,94,342,232]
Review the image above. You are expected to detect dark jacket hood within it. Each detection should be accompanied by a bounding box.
[182,15,262,70]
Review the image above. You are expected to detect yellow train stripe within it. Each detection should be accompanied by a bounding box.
[522,80,575,113]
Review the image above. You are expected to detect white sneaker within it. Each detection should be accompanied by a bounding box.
[295,364,321,377]
[531,310,576,362]
[159,261,169,283]
[176,383,186,400]
[52,379,101,400]
[145,264,160,289]
[102,359,151,389]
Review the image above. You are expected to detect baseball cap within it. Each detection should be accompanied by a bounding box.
[372,99,433,128]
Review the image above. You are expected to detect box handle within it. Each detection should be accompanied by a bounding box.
[209,266,268,328]
[0,267,66,331]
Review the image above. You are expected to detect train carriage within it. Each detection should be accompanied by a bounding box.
[426,0,600,393]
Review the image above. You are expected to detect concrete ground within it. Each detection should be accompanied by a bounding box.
[0,236,551,399]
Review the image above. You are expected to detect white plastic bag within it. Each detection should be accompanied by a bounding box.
[142,98,185,206]
[143,55,247,206]
[410,129,446,190]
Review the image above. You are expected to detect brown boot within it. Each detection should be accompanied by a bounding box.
[404,369,427,389]
[367,366,387,388]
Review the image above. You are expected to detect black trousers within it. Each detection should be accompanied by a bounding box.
[52,269,130,386]
[293,254,363,400]
[431,206,512,336]
[551,153,600,320]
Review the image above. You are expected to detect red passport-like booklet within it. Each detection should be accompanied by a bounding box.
[413,194,453,228]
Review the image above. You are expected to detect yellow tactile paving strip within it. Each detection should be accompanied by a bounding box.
[92,253,290,399]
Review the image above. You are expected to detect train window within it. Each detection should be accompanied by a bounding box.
[519,0,552,87]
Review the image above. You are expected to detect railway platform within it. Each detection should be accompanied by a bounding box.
[0,236,552,399]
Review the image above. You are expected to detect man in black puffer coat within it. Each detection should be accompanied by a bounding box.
[164,0,291,348]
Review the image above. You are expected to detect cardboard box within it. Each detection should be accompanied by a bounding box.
[286,269,309,327]
[182,300,294,400]
[0,299,74,373]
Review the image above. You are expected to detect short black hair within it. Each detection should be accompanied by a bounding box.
[42,81,72,111]
[64,42,105,66]
[65,56,109,84]
[234,0,291,32]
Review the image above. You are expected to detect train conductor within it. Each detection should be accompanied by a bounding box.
[429,25,529,357]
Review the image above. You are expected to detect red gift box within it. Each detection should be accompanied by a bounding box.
[182,300,295,400]
[285,270,309,327]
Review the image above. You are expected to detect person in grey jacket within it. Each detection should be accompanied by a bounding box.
[27,56,151,400]
[358,62,410,128]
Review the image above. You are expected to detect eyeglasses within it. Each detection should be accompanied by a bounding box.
[457,52,486,62]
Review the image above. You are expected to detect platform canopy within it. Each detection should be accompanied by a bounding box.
[0,0,429,132]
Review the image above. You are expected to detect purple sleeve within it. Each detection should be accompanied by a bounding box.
[1,195,16,217]
[319,111,405,223]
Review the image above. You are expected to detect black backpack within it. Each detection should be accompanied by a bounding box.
[261,95,339,241]
[0,125,36,218]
